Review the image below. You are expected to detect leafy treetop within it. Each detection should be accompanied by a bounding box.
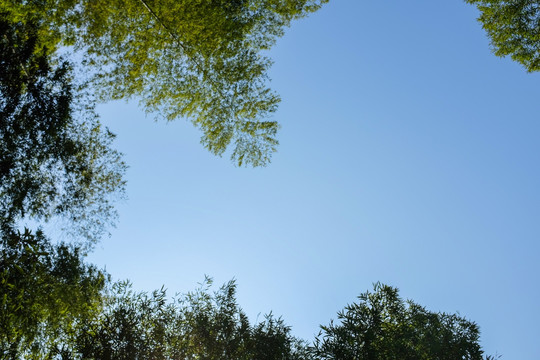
[314,282,487,360]
[2,0,328,166]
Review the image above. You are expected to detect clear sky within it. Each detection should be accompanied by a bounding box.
[88,1,540,358]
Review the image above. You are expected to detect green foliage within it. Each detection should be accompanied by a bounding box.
[2,0,328,166]
[313,283,486,360]
[0,12,126,243]
[0,14,123,357]
[466,0,540,71]
[0,229,107,359]
[75,277,309,359]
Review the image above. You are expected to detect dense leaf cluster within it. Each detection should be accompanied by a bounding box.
[467,0,540,71]
[314,283,485,360]
[2,259,310,360]
[74,278,309,360]
[3,268,494,359]
[0,229,106,359]
[0,12,126,243]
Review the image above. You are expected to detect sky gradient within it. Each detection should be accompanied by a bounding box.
[88,1,540,358]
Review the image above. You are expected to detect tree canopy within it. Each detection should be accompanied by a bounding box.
[3,275,495,359]
[2,0,328,166]
[467,0,540,72]
[0,229,106,359]
[0,11,126,243]
[0,11,124,358]
[2,270,310,359]
[313,283,486,360]
[0,4,502,359]
[74,278,310,360]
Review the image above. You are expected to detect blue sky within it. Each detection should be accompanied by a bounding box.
[88,1,540,358]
